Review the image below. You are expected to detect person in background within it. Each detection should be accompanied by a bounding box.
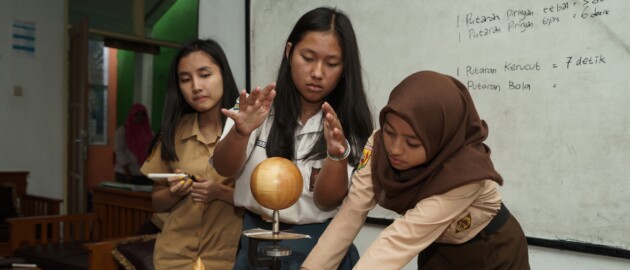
[140,38,241,270]
[114,103,153,185]
[301,71,530,270]
[213,6,374,270]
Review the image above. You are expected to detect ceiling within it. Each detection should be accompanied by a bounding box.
[68,0,177,37]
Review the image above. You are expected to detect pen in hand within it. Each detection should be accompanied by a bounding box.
[148,173,197,182]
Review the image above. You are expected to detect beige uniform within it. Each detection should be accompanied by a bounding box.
[302,133,502,270]
[141,113,243,270]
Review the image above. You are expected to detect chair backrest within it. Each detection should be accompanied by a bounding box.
[0,172,28,198]
[91,186,154,239]
[0,171,62,217]
[8,213,101,249]
[0,186,20,222]
[0,172,28,219]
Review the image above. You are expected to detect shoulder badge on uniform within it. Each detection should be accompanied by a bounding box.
[232,97,240,111]
[357,145,373,171]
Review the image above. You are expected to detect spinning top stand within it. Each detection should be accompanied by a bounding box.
[246,157,308,270]
[247,210,291,270]
[247,239,283,269]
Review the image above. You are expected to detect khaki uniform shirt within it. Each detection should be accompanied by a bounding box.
[141,113,243,270]
[302,132,501,270]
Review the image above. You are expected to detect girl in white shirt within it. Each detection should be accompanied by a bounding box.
[213,6,374,270]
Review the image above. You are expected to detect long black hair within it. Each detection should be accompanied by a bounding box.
[160,38,239,161]
[266,7,373,166]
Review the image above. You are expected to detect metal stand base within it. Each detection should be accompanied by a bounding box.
[245,211,311,269]
[247,237,286,270]
[263,244,291,257]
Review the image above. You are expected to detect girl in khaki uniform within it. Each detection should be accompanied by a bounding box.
[301,71,530,269]
[141,39,242,270]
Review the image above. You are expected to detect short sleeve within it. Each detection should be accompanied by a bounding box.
[210,115,260,167]
[140,140,170,176]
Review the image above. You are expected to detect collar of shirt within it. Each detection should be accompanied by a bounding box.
[296,109,323,136]
[179,113,221,144]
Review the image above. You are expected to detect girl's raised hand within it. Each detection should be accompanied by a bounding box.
[221,82,276,136]
[322,102,348,158]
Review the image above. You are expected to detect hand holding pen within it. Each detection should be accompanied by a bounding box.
[148,172,232,204]
[148,170,196,196]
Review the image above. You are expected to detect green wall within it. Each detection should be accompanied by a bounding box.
[150,0,199,132]
[116,0,199,132]
[116,50,136,126]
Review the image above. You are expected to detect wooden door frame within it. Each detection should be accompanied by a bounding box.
[68,19,89,214]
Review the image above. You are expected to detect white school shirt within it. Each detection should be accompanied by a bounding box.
[219,110,354,224]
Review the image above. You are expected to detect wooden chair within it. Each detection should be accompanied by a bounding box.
[7,186,154,270]
[0,171,62,256]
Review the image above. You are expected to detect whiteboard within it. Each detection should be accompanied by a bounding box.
[250,0,630,251]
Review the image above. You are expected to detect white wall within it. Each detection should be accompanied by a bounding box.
[0,0,66,200]
[198,0,246,91]
[200,1,630,269]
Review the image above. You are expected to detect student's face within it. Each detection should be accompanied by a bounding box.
[286,31,343,107]
[382,113,427,170]
[133,110,147,124]
[177,51,224,113]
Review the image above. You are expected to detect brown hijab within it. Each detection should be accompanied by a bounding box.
[372,71,503,214]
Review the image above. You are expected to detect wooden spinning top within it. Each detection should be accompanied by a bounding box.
[250,157,303,210]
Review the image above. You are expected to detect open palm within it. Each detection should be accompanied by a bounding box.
[221,83,276,136]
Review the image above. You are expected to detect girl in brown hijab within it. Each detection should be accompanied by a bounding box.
[302,71,529,269]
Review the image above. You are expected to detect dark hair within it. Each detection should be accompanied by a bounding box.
[266,7,373,166]
[160,38,239,161]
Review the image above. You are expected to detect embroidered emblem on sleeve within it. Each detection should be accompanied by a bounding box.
[357,145,372,171]
[456,214,472,233]
[233,102,240,111]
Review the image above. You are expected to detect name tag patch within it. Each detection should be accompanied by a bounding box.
[255,139,267,148]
